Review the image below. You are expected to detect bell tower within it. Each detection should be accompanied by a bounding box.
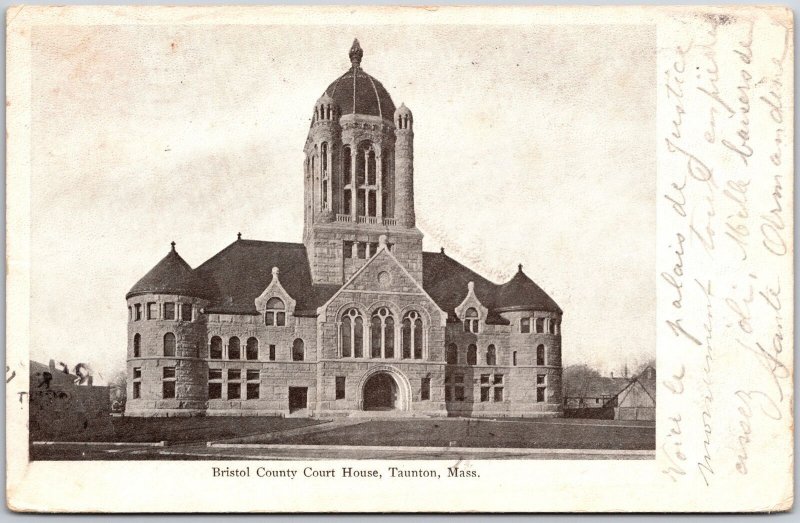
[303,40,423,285]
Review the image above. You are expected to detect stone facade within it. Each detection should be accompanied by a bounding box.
[125,40,564,418]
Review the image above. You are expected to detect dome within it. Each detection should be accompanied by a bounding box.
[324,39,396,119]
[126,243,212,299]
[494,265,562,313]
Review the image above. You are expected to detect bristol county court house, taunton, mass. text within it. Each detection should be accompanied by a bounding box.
[124,40,564,418]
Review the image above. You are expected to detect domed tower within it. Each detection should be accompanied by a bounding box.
[303,39,423,285]
[124,242,212,417]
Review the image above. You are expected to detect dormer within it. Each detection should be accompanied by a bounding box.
[254,267,297,326]
[454,281,489,333]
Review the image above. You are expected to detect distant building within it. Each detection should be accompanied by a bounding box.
[29,360,112,441]
[124,40,564,418]
[564,366,655,421]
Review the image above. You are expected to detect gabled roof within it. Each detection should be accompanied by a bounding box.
[421,251,562,323]
[564,376,631,399]
[495,265,563,313]
[130,240,561,321]
[126,245,213,300]
[194,239,338,316]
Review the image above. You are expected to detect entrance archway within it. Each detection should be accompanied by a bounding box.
[363,373,398,410]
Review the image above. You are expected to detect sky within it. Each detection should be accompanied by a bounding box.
[29,24,655,382]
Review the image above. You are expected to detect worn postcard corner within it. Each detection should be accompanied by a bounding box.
[4,4,794,513]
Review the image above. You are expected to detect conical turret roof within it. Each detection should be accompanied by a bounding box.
[126,243,212,299]
[494,265,562,313]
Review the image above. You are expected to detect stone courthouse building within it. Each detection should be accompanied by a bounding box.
[125,40,564,418]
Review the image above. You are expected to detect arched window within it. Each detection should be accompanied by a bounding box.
[370,307,394,358]
[210,336,222,359]
[535,317,545,333]
[467,344,477,365]
[228,336,240,360]
[133,333,141,358]
[246,337,259,360]
[464,307,479,333]
[321,142,329,210]
[292,338,305,361]
[355,142,378,218]
[402,311,424,359]
[341,308,364,358]
[486,344,496,366]
[265,297,286,327]
[163,332,176,357]
[343,145,352,185]
[513,351,518,366]
[446,343,458,365]
[537,344,546,366]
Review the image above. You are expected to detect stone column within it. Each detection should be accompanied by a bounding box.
[350,146,358,221]
[376,147,383,219]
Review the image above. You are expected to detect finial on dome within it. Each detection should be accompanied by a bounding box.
[170,241,176,252]
[272,267,280,278]
[349,39,363,67]
[518,263,523,273]
[440,247,445,254]
[237,232,242,241]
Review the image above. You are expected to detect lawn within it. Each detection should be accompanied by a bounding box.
[268,418,655,450]
[31,416,324,444]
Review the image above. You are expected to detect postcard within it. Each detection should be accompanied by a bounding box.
[5,5,793,512]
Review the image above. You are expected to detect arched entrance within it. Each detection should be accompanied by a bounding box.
[363,373,398,411]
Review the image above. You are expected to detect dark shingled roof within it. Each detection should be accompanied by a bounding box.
[325,67,395,119]
[126,246,213,300]
[495,265,563,313]
[130,240,561,320]
[194,240,339,316]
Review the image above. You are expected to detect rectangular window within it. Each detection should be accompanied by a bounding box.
[335,376,346,400]
[480,387,490,402]
[228,369,241,380]
[246,383,260,400]
[357,242,367,259]
[520,317,531,333]
[421,378,430,401]
[181,303,192,322]
[369,242,378,256]
[493,387,504,402]
[246,369,260,381]
[208,368,222,399]
[134,304,142,321]
[132,382,141,399]
[480,374,490,384]
[535,317,545,333]
[455,385,465,402]
[343,240,353,259]
[269,344,276,361]
[227,383,241,400]
[128,306,132,320]
[133,367,142,380]
[147,302,157,320]
[163,302,175,320]
[513,351,518,366]
[208,383,222,400]
[162,381,175,399]
[163,367,175,379]
[537,374,547,403]
[493,374,503,385]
